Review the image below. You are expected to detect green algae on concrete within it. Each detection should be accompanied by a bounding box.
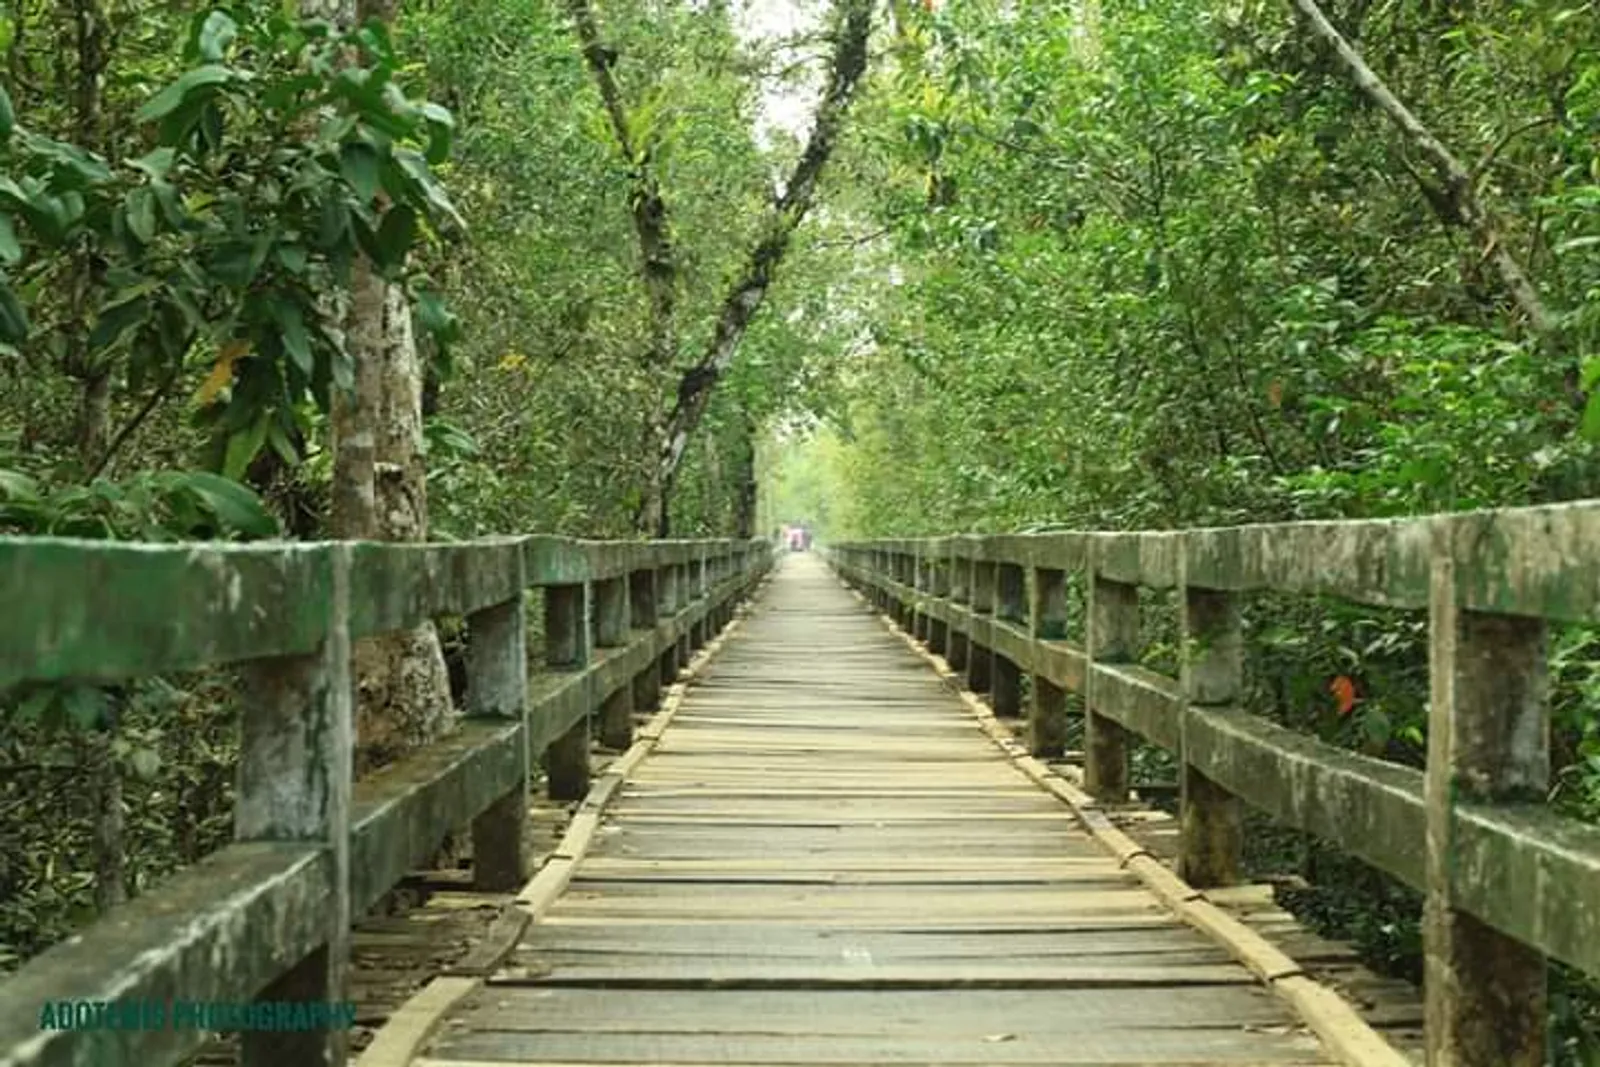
[0,842,331,1067]
[0,537,332,687]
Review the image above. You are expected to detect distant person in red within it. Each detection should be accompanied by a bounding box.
[787,526,803,551]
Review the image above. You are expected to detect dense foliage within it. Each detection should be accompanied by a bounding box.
[4,0,1600,1060]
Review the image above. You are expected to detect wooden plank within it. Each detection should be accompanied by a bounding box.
[488,961,1257,986]
[441,908,530,978]
[423,1029,1331,1064]
[511,928,1232,959]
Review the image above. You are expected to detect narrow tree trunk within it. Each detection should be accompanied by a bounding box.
[650,0,873,501]
[733,422,758,540]
[80,725,124,913]
[702,431,722,533]
[58,0,125,915]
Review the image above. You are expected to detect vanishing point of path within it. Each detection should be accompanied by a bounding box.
[414,554,1338,1066]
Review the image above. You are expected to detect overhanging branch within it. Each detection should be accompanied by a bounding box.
[1287,0,1561,344]
[647,0,875,513]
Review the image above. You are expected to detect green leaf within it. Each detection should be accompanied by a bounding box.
[209,239,264,287]
[129,147,176,181]
[149,179,184,228]
[221,416,269,482]
[419,101,454,164]
[0,468,39,500]
[330,348,354,393]
[1583,357,1600,392]
[137,65,236,124]
[88,295,150,352]
[0,284,29,343]
[274,299,313,374]
[415,286,458,341]
[1557,235,1600,255]
[124,188,157,243]
[197,11,237,62]
[199,100,225,150]
[275,243,308,274]
[181,470,278,537]
[1583,391,1600,441]
[355,20,397,65]
[0,213,18,265]
[28,138,112,186]
[340,141,382,203]
[317,197,349,249]
[267,418,298,465]
[373,204,417,267]
[0,84,13,139]
[392,148,466,232]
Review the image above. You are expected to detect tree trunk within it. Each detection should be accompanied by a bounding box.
[1286,0,1560,346]
[333,252,454,777]
[733,411,757,539]
[318,0,454,777]
[58,0,125,915]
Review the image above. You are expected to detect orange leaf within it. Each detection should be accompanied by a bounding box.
[1266,380,1283,409]
[194,340,249,405]
[1329,675,1356,716]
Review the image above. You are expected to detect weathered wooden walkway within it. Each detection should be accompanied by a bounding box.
[414,554,1337,1066]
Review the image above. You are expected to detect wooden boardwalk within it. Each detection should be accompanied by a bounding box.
[414,554,1338,1066]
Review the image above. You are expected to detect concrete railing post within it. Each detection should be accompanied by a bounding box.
[1085,541,1135,802]
[1423,550,1547,1067]
[595,574,633,750]
[992,562,1025,718]
[465,580,531,892]
[543,582,592,801]
[947,548,971,672]
[235,548,353,1067]
[1028,564,1068,758]
[968,560,996,694]
[1178,562,1243,887]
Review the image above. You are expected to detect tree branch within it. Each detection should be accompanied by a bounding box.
[642,0,874,533]
[568,0,677,367]
[814,225,891,249]
[86,358,185,482]
[1287,0,1561,344]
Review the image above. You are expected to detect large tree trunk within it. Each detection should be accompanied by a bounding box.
[318,0,454,777]
[333,243,454,777]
